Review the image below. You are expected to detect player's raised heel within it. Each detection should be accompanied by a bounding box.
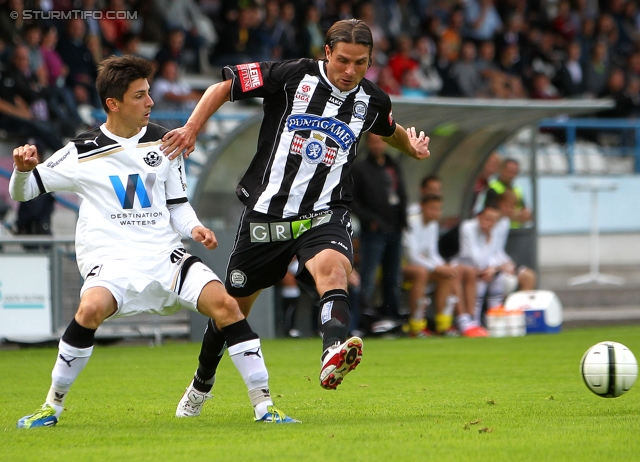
[255,405,301,423]
[176,380,212,417]
[319,336,363,390]
[17,404,58,429]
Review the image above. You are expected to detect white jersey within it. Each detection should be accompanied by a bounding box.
[456,217,502,270]
[23,124,188,276]
[492,216,513,266]
[403,213,445,271]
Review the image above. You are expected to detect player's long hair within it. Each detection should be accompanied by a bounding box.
[96,55,154,112]
[324,19,373,66]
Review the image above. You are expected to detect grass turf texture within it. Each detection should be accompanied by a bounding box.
[1,325,639,461]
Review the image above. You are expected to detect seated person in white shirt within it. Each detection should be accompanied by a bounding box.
[493,190,536,292]
[456,204,509,328]
[151,59,203,112]
[403,194,483,337]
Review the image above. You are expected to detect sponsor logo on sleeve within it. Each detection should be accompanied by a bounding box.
[388,109,394,126]
[237,63,263,92]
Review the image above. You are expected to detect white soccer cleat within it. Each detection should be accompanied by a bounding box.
[176,380,212,417]
[319,336,363,390]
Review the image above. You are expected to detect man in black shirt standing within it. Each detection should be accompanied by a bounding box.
[351,133,407,326]
[162,19,430,415]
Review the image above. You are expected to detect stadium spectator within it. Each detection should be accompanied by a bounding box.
[454,40,482,97]
[403,194,484,337]
[357,2,391,63]
[99,0,131,51]
[440,7,464,61]
[486,158,531,229]
[388,35,419,85]
[162,19,430,398]
[300,5,325,59]
[530,72,561,99]
[156,0,218,72]
[352,133,409,325]
[272,2,299,60]
[463,0,503,42]
[210,6,265,65]
[0,54,64,151]
[40,25,84,131]
[494,12,525,56]
[22,24,47,86]
[10,55,296,428]
[56,18,101,108]
[151,59,202,112]
[413,36,443,96]
[154,28,187,70]
[583,41,609,97]
[435,38,461,96]
[555,41,587,97]
[376,65,402,96]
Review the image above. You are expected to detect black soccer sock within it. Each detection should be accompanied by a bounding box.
[318,289,351,353]
[284,296,298,333]
[193,319,227,393]
[221,318,259,347]
[61,318,96,348]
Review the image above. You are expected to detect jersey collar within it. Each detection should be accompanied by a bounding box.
[100,124,147,145]
[318,61,361,96]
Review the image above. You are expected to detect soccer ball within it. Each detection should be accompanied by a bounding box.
[580,341,638,398]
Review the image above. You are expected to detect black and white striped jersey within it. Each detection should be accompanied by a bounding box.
[223,58,397,219]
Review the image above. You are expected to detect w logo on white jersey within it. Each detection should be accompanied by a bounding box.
[109,173,156,209]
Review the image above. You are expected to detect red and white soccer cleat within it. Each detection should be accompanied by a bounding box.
[319,336,363,390]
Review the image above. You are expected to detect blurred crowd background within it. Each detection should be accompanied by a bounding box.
[2,0,640,146]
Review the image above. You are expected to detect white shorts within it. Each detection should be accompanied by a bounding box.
[80,248,221,319]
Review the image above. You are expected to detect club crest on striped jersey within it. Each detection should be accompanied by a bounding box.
[286,114,356,151]
[290,134,337,166]
[353,101,367,120]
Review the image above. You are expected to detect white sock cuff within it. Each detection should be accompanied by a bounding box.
[59,340,94,358]
[282,286,301,298]
[227,338,261,356]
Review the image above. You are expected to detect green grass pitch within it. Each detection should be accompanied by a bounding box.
[2,325,639,461]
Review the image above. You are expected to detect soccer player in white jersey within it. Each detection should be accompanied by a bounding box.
[10,55,297,428]
[456,205,507,326]
[161,19,431,414]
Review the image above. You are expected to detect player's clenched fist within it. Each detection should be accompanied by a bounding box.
[13,144,39,172]
[192,226,218,250]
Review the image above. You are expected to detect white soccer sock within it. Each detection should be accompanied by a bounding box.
[456,313,477,332]
[410,297,428,323]
[46,340,93,417]
[227,338,273,419]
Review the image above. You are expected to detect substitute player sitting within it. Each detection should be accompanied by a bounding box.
[403,194,484,337]
[161,19,430,412]
[10,55,296,428]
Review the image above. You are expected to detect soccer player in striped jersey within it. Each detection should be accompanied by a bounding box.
[163,19,431,412]
[10,55,296,428]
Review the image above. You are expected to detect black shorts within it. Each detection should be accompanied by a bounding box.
[225,208,354,297]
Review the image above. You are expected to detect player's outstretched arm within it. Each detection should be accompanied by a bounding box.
[161,80,233,160]
[381,124,430,160]
[192,226,218,250]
